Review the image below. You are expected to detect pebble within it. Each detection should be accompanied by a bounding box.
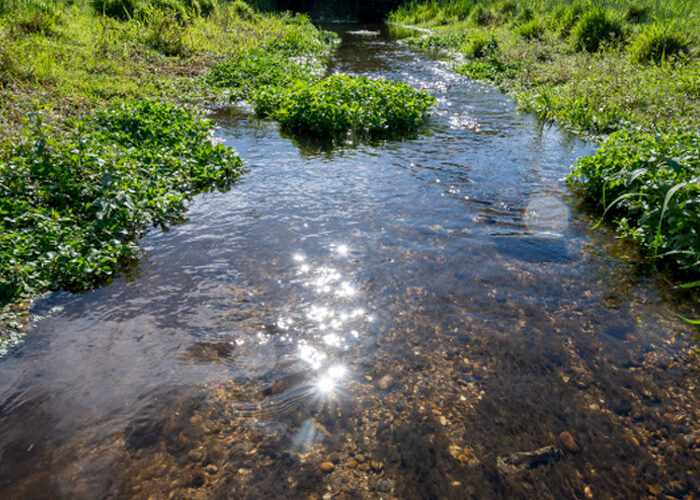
[355,454,366,463]
[559,431,581,453]
[347,459,358,468]
[205,464,218,475]
[320,462,335,473]
[377,479,395,492]
[358,463,371,472]
[371,460,383,472]
[378,375,394,390]
[647,484,662,495]
[187,449,204,462]
[682,432,698,448]
[584,486,593,498]
[496,446,561,474]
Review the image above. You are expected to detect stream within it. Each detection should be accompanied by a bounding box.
[0,25,698,499]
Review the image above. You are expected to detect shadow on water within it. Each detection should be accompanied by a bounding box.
[0,24,698,500]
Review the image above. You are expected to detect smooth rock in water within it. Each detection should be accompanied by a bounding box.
[682,432,699,448]
[371,460,384,472]
[378,375,394,390]
[377,479,395,492]
[496,446,561,474]
[559,431,581,453]
[320,462,335,473]
[205,464,218,474]
[347,458,358,468]
[188,448,204,462]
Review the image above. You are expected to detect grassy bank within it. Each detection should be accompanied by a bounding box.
[389,0,700,278]
[0,0,340,353]
[0,0,437,354]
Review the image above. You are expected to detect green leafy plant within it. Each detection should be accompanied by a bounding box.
[252,74,435,140]
[0,100,244,305]
[207,50,323,100]
[462,32,497,58]
[572,7,624,52]
[624,3,649,23]
[629,23,690,64]
[516,18,545,40]
[468,4,494,26]
[92,0,138,20]
[569,127,699,272]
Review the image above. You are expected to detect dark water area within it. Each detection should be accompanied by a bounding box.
[0,25,698,499]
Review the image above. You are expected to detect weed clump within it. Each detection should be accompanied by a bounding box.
[0,100,244,305]
[463,32,497,58]
[629,24,690,63]
[12,0,62,35]
[92,0,138,20]
[230,0,254,21]
[468,4,494,26]
[572,7,623,52]
[624,3,649,23]
[516,18,545,40]
[253,75,435,140]
[553,2,585,37]
[569,127,700,272]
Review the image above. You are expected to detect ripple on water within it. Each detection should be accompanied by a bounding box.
[0,23,698,500]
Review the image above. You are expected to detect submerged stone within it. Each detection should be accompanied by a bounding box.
[496,445,561,474]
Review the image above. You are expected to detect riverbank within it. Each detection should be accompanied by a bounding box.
[0,0,339,353]
[388,0,700,283]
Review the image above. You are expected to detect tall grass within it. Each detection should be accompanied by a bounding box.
[391,0,700,279]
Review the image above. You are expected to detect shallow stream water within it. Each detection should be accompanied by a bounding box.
[0,25,698,499]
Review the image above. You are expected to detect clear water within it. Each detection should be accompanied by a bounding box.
[0,25,697,499]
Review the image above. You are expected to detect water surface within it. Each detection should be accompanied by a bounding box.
[0,25,698,499]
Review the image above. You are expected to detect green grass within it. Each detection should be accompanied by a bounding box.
[390,0,700,277]
[0,2,334,142]
[0,1,338,351]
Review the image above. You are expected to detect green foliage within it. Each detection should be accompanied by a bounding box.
[629,24,690,64]
[457,57,519,83]
[624,3,649,23]
[207,51,323,99]
[146,0,188,22]
[11,0,62,35]
[143,7,192,55]
[516,18,545,40]
[468,4,493,26]
[262,14,339,57]
[388,0,700,275]
[0,100,244,305]
[496,0,516,17]
[230,0,255,20]
[252,75,435,140]
[553,2,585,37]
[92,0,138,20]
[401,32,469,50]
[569,127,699,272]
[572,7,624,52]
[462,32,497,58]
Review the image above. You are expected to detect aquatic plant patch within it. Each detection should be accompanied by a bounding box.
[569,127,700,273]
[0,100,244,305]
[252,74,435,140]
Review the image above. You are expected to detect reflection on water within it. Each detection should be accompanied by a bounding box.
[0,24,698,500]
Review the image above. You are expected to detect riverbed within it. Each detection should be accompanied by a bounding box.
[0,25,697,499]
